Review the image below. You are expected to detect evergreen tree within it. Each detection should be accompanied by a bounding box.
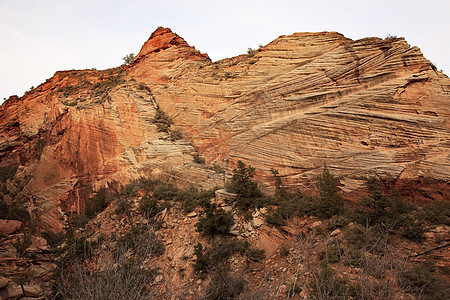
[316,165,344,218]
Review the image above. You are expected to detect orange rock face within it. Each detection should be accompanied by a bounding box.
[0,28,448,229]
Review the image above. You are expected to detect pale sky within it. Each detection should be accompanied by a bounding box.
[1,0,449,102]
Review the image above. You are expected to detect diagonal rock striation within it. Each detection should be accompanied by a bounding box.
[0,27,448,229]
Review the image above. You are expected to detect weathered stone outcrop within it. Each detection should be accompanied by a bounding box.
[130,31,449,202]
[0,28,448,229]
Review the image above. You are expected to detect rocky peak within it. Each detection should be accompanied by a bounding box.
[131,27,209,65]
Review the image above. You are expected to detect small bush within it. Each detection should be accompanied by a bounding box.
[139,194,164,219]
[175,187,215,213]
[247,48,256,57]
[193,154,205,164]
[318,244,344,263]
[123,53,135,65]
[116,226,164,258]
[169,129,182,141]
[401,216,426,241]
[423,200,450,226]
[196,204,234,235]
[120,181,141,197]
[309,262,358,299]
[85,188,109,219]
[153,183,181,200]
[205,267,245,300]
[401,261,450,300]
[246,247,265,262]
[53,226,163,300]
[152,109,173,133]
[42,231,66,249]
[286,283,302,296]
[193,238,249,273]
[327,214,350,231]
[136,176,161,192]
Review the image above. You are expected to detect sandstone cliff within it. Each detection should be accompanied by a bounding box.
[0,27,449,230]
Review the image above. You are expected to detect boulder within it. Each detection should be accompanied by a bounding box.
[309,221,322,229]
[0,276,10,289]
[23,284,44,298]
[0,282,23,299]
[330,229,342,237]
[186,212,197,218]
[0,219,22,234]
[253,217,264,228]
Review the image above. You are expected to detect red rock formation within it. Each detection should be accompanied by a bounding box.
[0,28,448,230]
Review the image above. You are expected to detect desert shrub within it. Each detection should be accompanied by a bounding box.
[136,176,161,192]
[116,226,164,257]
[85,188,109,218]
[247,48,256,57]
[327,214,351,231]
[138,82,147,90]
[267,166,344,222]
[196,203,234,235]
[265,208,286,226]
[309,261,358,299]
[53,227,164,300]
[169,129,182,141]
[401,261,450,300]
[318,244,344,263]
[193,243,209,273]
[175,186,215,213]
[91,74,126,96]
[152,183,181,200]
[193,239,249,273]
[286,283,303,296]
[64,212,89,233]
[152,109,173,133]
[265,169,304,224]
[122,53,135,65]
[344,224,382,252]
[119,181,141,197]
[401,215,426,241]
[246,247,265,262]
[139,194,164,219]
[35,138,45,152]
[266,167,345,225]
[42,231,66,249]
[205,266,245,300]
[266,191,312,226]
[57,235,93,264]
[345,247,364,267]
[423,200,450,226]
[385,34,399,41]
[193,153,205,164]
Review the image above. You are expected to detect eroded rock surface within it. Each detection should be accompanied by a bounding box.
[0,28,448,229]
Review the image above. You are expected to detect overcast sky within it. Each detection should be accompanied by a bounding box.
[1,0,449,102]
